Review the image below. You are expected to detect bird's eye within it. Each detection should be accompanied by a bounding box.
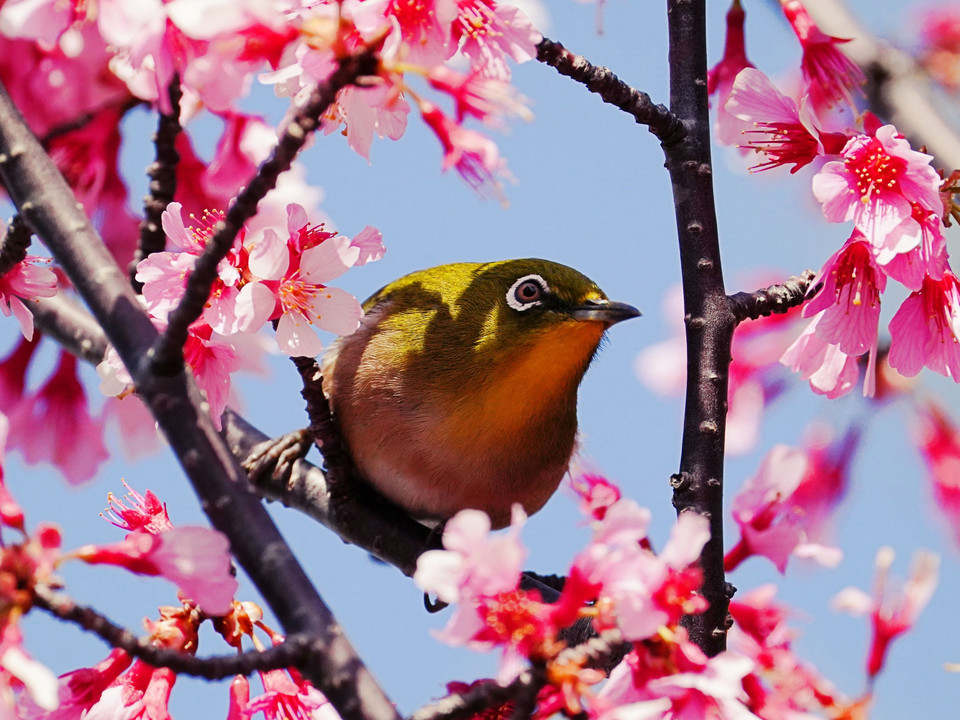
[506,274,548,311]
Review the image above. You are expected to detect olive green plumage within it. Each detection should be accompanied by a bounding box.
[321,259,639,528]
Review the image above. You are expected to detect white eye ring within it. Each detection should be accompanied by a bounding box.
[506,274,548,311]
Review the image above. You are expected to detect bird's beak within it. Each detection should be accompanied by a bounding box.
[570,298,642,326]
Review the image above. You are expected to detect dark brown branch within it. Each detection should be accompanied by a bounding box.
[536,37,686,145]
[30,295,108,364]
[0,213,32,275]
[0,76,399,720]
[663,0,731,657]
[34,585,310,679]
[152,48,381,375]
[728,270,817,325]
[131,77,183,289]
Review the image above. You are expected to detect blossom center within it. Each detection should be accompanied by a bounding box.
[846,137,905,204]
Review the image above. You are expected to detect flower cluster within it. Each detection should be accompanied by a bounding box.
[710,2,959,399]
[97,200,383,429]
[0,0,538,204]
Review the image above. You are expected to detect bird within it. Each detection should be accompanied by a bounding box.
[321,258,640,529]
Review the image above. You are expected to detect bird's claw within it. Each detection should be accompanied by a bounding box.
[242,428,313,489]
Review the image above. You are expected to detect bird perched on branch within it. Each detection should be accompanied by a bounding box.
[321,258,640,529]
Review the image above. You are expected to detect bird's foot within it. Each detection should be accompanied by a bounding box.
[242,428,313,489]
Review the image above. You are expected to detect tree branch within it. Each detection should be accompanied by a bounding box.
[130,76,183,289]
[0,213,32,275]
[34,585,311,679]
[536,37,686,145]
[662,0,732,657]
[728,270,816,325]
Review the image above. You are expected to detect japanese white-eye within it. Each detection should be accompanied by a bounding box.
[321,259,640,529]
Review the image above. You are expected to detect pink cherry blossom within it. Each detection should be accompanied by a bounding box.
[724,67,849,172]
[242,206,367,356]
[452,0,540,80]
[780,311,866,399]
[414,505,526,607]
[75,526,237,616]
[414,506,528,665]
[567,467,622,522]
[880,204,948,290]
[812,123,943,254]
[0,624,58,714]
[85,661,176,720]
[103,483,173,534]
[0,223,58,342]
[15,351,109,485]
[19,649,132,720]
[888,271,960,380]
[0,24,131,139]
[707,0,756,147]
[322,83,411,161]
[780,0,864,110]
[352,0,459,67]
[571,501,708,641]
[421,100,513,199]
[914,401,960,546]
[726,427,857,573]
[597,638,757,720]
[137,202,247,334]
[249,668,335,720]
[832,547,938,680]
[802,233,886,356]
[428,66,532,126]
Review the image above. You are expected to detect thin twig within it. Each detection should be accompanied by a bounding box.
[0,213,32,275]
[34,585,311,679]
[152,48,381,374]
[727,270,817,324]
[131,76,183,289]
[536,37,686,145]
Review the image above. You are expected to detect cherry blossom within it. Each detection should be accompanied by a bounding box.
[242,204,367,356]
[707,0,756,147]
[726,427,857,573]
[812,122,942,255]
[780,310,866,399]
[832,547,938,680]
[137,202,247,334]
[414,505,527,653]
[724,67,849,172]
[802,233,886,356]
[567,467,622,522]
[420,100,512,198]
[780,0,864,109]
[572,501,708,641]
[887,271,960,380]
[597,636,758,720]
[914,402,960,546]
[452,0,540,80]
[15,351,108,484]
[427,66,532,126]
[0,223,57,342]
[19,649,132,720]
[74,483,238,615]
